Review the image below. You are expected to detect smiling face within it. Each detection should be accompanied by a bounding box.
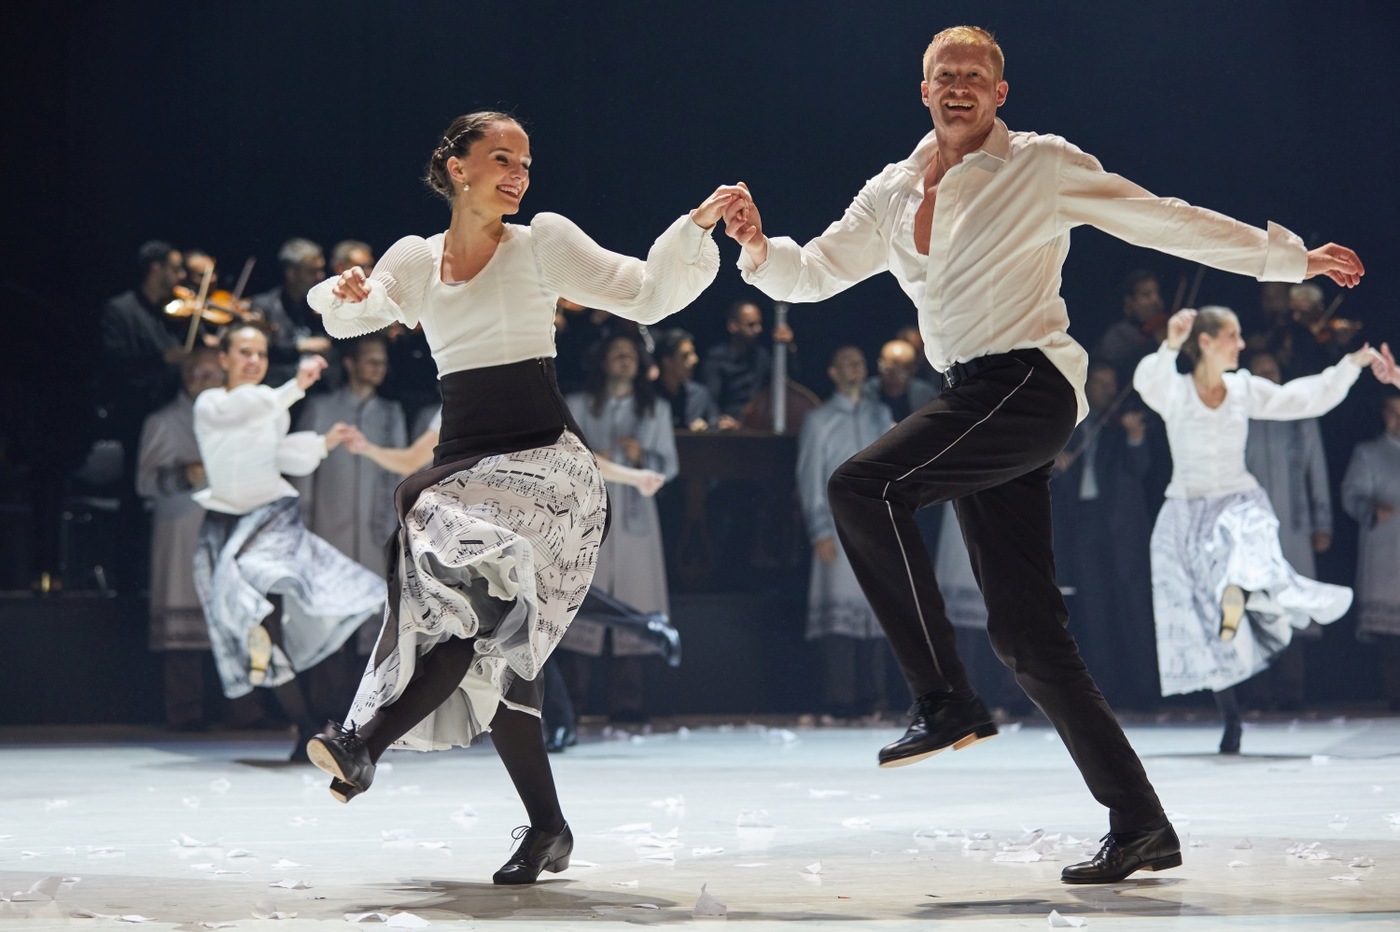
[921,41,1007,148]
[1196,313,1246,372]
[220,326,270,389]
[447,121,531,217]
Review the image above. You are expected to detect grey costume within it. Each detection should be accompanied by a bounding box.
[293,386,406,573]
[1342,434,1400,638]
[562,393,678,656]
[797,393,893,639]
[136,393,209,651]
[1246,417,1331,578]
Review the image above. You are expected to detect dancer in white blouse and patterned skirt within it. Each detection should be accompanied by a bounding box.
[192,321,386,760]
[1135,307,1379,754]
[302,111,726,884]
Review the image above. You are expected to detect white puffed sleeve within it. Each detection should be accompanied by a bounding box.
[1132,343,1182,417]
[275,431,329,477]
[1243,358,1363,421]
[531,212,719,325]
[307,235,434,338]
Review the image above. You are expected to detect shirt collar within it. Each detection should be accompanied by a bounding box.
[901,118,1011,175]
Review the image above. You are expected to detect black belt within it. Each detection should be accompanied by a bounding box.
[941,349,1043,390]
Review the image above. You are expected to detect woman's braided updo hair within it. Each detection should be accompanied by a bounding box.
[423,111,521,203]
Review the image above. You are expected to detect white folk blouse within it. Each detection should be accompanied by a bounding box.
[307,212,719,375]
[193,381,328,515]
[1134,344,1362,500]
[740,119,1309,423]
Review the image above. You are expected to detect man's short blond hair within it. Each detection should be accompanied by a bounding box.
[923,25,1004,82]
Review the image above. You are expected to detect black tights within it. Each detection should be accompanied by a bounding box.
[355,634,564,834]
[1213,687,1241,726]
[262,594,317,737]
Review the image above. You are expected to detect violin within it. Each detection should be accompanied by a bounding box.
[163,257,259,350]
[165,285,236,325]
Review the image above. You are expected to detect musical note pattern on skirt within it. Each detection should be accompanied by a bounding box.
[348,431,607,751]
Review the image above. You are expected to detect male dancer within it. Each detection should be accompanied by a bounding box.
[716,25,1363,883]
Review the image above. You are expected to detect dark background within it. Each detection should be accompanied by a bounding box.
[2,1,1398,716]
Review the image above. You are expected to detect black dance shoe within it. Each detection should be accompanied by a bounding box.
[306,720,376,804]
[644,614,682,668]
[492,823,573,885]
[1219,719,1242,755]
[1219,585,1246,641]
[545,724,577,754]
[877,691,998,768]
[1061,824,1182,883]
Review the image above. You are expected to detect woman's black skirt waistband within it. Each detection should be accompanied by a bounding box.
[434,357,587,466]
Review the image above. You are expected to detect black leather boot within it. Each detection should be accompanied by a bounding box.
[306,721,376,804]
[1061,824,1182,883]
[493,823,573,885]
[877,691,997,768]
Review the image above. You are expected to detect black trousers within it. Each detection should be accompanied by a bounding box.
[827,349,1165,832]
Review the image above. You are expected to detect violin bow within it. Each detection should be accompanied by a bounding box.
[184,263,215,352]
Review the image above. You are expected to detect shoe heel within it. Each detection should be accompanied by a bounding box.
[248,624,273,685]
[546,854,570,874]
[1143,852,1183,872]
[305,737,344,781]
[952,723,999,750]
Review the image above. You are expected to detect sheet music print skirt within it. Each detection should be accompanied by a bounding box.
[194,497,386,698]
[1150,488,1352,696]
[348,430,607,751]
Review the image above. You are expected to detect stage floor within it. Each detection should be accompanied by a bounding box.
[2,716,1399,930]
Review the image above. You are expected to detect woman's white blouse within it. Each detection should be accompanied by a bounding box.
[1133,343,1362,500]
[193,381,328,515]
[307,212,719,376]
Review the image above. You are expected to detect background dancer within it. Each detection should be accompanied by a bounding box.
[1136,307,1377,753]
[715,24,1365,883]
[192,321,385,760]
[303,111,726,884]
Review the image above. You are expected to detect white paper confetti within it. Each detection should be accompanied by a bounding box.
[288,816,317,827]
[736,810,773,828]
[693,883,728,920]
[10,876,63,901]
[1329,873,1363,882]
[269,879,310,889]
[808,788,849,799]
[251,902,297,920]
[1048,909,1087,927]
[692,847,725,857]
[1232,838,1253,850]
[994,848,1043,863]
[182,797,201,810]
[226,848,256,859]
[381,829,412,841]
[641,850,676,861]
[611,880,639,888]
[271,859,304,870]
[1350,857,1376,868]
[803,861,822,875]
[173,833,215,848]
[417,841,451,850]
[345,912,390,923]
[1227,860,1249,868]
[607,822,652,833]
[209,777,232,794]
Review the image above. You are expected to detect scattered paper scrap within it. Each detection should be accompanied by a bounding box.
[736,810,773,828]
[269,879,310,889]
[632,903,660,910]
[252,902,297,920]
[1350,857,1376,868]
[226,848,256,858]
[209,777,232,794]
[416,841,451,850]
[385,914,431,928]
[1048,909,1087,927]
[271,859,304,870]
[808,789,849,799]
[693,883,728,920]
[803,861,822,875]
[692,847,725,857]
[1233,838,1253,850]
[288,816,317,827]
[994,848,1042,863]
[611,880,639,888]
[608,822,652,834]
[173,833,215,848]
[182,797,201,810]
[1227,860,1248,869]
[10,876,63,902]
[1330,873,1363,882]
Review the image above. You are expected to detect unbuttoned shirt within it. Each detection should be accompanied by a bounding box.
[740,119,1309,423]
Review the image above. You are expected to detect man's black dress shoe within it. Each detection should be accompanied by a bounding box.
[877,691,998,768]
[1061,824,1182,883]
[306,720,376,804]
[493,823,573,884]
[545,724,577,754]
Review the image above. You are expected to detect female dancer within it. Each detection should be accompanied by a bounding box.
[303,111,727,884]
[1135,306,1376,753]
[192,322,386,759]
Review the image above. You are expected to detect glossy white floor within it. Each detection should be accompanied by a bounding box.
[2,716,1398,931]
